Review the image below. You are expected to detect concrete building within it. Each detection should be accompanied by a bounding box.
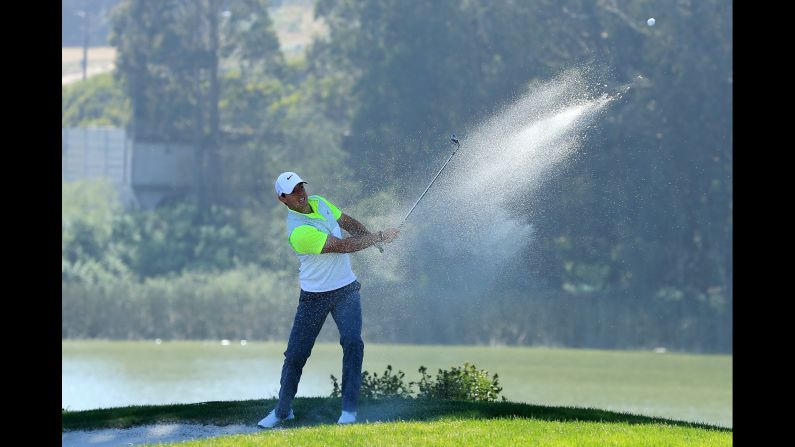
[62,127,197,209]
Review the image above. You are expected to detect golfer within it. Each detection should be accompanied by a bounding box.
[258,172,400,428]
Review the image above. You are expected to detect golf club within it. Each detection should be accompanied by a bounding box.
[400,133,461,227]
[375,134,460,254]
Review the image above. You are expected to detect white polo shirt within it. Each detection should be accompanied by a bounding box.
[286,195,357,292]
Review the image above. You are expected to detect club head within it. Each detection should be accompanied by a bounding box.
[450,134,459,147]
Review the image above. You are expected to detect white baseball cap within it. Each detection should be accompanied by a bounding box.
[274,171,306,196]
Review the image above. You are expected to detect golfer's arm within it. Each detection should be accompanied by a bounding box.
[338,213,372,236]
[321,233,382,253]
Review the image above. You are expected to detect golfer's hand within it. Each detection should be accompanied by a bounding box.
[380,228,400,244]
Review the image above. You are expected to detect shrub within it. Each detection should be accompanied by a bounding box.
[61,266,296,340]
[330,363,504,402]
[331,365,412,399]
[361,365,413,399]
[415,362,504,402]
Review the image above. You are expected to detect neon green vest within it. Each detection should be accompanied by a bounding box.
[286,195,356,292]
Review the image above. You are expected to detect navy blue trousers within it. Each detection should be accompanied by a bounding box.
[275,280,363,418]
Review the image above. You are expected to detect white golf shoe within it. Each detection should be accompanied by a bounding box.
[337,410,357,425]
[257,408,294,428]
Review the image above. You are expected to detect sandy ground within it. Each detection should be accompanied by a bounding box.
[62,47,116,85]
[62,47,117,64]
[61,423,262,447]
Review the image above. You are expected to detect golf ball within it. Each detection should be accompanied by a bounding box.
[647,18,655,26]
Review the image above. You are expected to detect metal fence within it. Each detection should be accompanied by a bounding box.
[62,127,138,208]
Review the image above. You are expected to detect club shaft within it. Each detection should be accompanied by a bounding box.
[401,144,460,226]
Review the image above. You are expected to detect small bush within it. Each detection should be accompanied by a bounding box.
[330,363,504,402]
[331,365,412,399]
[415,362,504,402]
[361,365,413,399]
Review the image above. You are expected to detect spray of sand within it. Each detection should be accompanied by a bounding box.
[344,66,630,345]
[359,67,622,284]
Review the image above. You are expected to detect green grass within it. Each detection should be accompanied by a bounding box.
[62,397,731,446]
[178,419,731,447]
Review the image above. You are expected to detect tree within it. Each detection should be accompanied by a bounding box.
[109,0,285,214]
[62,73,131,127]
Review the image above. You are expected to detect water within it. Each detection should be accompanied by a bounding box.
[62,340,732,428]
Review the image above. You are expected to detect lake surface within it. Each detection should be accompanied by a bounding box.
[62,340,732,428]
